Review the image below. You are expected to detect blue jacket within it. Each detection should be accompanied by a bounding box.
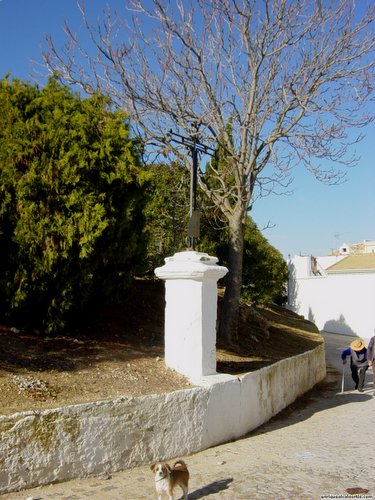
[341,347,367,368]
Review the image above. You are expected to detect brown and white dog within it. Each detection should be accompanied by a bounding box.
[150,460,189,500]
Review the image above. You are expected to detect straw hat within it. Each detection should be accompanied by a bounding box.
[350,339,365,351]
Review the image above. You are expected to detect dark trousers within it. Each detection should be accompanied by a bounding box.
[350,365,368,389]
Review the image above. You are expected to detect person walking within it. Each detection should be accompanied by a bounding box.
[367,333,375,388]
[341,339,368,392]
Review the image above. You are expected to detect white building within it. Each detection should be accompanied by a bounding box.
[338,239,375,255]
[288,249,375,340]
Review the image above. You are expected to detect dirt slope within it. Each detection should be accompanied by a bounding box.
[0,280,323,416]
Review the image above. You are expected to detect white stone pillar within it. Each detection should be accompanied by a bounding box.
[155,251,228,382]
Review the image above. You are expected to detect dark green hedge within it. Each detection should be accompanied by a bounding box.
[0,77,149,333]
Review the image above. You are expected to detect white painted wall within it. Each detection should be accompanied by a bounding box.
[0,344,325,494]
[288,256,375,339]
[364,240,375,253]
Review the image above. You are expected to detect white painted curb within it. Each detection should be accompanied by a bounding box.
[0,344,325,494]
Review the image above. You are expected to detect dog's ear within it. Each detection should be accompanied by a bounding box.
[150,463,156,472]
[166,463,172,472]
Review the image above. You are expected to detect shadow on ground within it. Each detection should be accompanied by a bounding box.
[246,364,373,438]
[189,478,234,498]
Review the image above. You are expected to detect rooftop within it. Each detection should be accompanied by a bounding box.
[327,254,375,272]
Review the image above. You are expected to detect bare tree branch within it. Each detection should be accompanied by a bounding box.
[42,0,375,341]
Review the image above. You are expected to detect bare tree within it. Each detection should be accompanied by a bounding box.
[43,0,374,343]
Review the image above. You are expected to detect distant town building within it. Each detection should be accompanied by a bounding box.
[336,240,375,255]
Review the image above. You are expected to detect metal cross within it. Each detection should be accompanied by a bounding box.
[167,127,216,250]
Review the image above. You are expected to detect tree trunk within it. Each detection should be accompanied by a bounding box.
[218,212,244,345]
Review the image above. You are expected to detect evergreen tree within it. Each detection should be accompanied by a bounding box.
[0,77,148,333]
[143,162,190,270]
[242,218,288,306]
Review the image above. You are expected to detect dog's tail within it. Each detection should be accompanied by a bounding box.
[173,460,188,470]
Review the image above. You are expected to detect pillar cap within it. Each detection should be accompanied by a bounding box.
[155,251,228,281]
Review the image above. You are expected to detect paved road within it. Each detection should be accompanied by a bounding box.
[2,332,375,500]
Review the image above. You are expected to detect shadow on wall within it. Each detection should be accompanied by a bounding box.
[287,262,298,310]
[324,315,356,336]
[308,307,316,325]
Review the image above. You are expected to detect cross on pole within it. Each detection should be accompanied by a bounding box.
[167,128,216,250]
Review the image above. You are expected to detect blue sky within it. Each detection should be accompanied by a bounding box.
[1,0,374,259]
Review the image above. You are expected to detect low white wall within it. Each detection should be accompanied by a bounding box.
[0,344,325,494]
[290,273,375,339]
